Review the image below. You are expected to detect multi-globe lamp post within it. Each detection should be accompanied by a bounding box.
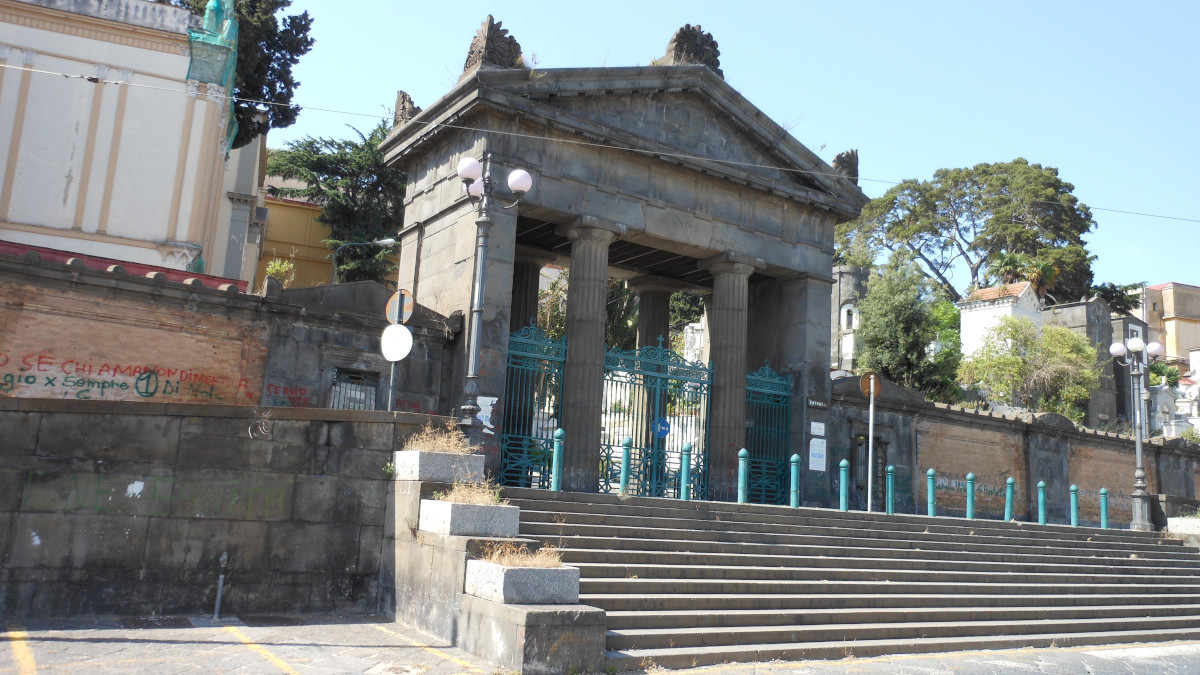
[1108,335,1164,531]
[455,152,533,443]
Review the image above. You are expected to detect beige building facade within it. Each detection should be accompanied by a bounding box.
[1136,282,1200,366]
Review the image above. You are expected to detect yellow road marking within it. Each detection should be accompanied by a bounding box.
[3,626,36,675]
[222,625,301,675]
[371,624,484,673]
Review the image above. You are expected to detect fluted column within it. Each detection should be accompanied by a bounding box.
[558,216,623,492]
[700,253,762,500]
[509,256,545,331]
[629,276,675,350]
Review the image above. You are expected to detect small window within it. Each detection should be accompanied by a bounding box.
[330,368,379,410]
[840,303,861,330]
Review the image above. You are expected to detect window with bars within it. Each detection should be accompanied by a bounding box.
[330,368,379,410]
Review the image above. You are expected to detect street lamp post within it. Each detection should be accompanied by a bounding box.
[329,238,397,285]
[455,152,533,444]
[1109,336,1165,531]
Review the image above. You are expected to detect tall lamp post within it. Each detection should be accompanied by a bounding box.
[455,152,533,443]
[1109,336,1165,531]
[329,238,397,285]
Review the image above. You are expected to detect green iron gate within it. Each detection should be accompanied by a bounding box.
[600,338,711,498]
[499,325,566,488]
[744,361,793,504]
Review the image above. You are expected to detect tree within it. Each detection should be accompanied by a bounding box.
[837,159,1095,302]
[1150,361,1181,388]
[856,253,961,401]
[535,275,640,351]
[158,0,313,149]
[1090,281,1143,315]
[958,317,1102,423]
[267,121,405,284]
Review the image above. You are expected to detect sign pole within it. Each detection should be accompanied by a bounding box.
[388,361,396,412]
[867,374,876,513]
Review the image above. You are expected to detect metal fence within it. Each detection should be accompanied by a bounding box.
[499,325,566,488]
[744,362,793,505]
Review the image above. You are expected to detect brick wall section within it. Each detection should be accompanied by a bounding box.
[915,415,1026,518]
[0,397,446,620]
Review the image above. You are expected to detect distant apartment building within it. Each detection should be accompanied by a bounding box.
[1133,282,1200,367]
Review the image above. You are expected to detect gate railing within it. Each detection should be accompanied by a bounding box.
[745,361,793,504]
[499,324,566,488]
[600,340,711,499]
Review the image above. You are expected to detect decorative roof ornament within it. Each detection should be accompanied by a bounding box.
[833,149,859,185]
[462,15,524,75]
[393,90,421,126]
[662,24,723,78]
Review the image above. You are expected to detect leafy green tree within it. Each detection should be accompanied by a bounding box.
[669,291,704,330]
[606,279,639,350]
[159,0,314,148]
[1090,281,1143,315]
[1150,361,1181,388]
[266,121,405,284]
[838,159,1095,302]
[857,253,961,401]
[958,317,1102,423]
[537,273,567,340]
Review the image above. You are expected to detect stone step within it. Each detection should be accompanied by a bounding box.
[582,591,1200,613]
[605,624,1200,669]
[578,577,1200,598]
[607,612,1200,651]
[558,548,1200,575]
[511,499,1168,548]
[520,519,1193,558]
[533,533,1200,566]
[567,561,1200,587]
[604,602,1200,630]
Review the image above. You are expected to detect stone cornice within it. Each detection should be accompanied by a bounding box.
[0,0,190,55]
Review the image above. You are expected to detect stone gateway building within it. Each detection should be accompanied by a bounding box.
[381,18,868,499]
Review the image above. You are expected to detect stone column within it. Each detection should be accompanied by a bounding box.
[509,256,545,332]
[558,216,624,492]
[700,253,762,500]
[628,276,677,350]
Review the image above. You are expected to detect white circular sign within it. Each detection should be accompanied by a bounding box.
[381,324,413,362]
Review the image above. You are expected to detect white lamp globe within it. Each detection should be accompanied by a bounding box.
[464,180,484,198]
[1109,342,1128,358]
[1127,336,1146,353]
[1146,341,1165,357]
[456,156,483,182]
[507,169,533,195]
[381,324,414,362]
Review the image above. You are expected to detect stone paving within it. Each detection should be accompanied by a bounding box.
[5,613,1200,674]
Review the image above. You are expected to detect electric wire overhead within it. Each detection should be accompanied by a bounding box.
[3,61,1197,225]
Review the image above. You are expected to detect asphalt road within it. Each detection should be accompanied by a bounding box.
[5,614,1200,674]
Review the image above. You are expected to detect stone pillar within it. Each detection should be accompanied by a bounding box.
[509,256,545,331]
[558,216,624,492]
[700,253,763,500]
[628,276,675,350]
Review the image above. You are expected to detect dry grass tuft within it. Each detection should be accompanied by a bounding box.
[435,478,506,506]
[404,422,472,454]
[480,540,562,568]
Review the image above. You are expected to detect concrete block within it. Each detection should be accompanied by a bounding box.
[168,470,294,521]
[465,560,579,604]
[267,521,357,572]
[418,499,519,537]
[1168,517,1200,535]
[0,412,39,455]
[36,412,178,464]
[144,518,269,571]
[393,450,484,483]
[357,525,384,573]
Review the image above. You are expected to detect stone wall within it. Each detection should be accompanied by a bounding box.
[0,397,439,620]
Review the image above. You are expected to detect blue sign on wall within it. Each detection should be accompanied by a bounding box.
[653,417,671,438]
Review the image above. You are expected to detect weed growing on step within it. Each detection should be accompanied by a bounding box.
[640,658,664,674]
[479,540,562,568]
[404,422,472,454]
[382,461,395,478]
[434,478,506,506]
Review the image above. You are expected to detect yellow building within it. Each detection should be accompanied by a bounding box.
[256,176,401,289]
[1135,282,1200,366]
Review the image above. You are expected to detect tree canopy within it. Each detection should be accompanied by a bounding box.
[837,159,1096,302]
[856,253,962,402]
[957,317,1101,423]
[266,121,405,284]
[160,0,313,149]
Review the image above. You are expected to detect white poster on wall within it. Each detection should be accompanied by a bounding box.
[809,438,827,472]
[810,421,825,437]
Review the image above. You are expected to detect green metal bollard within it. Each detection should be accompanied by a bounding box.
[1037,480,1047,525]
[1004,477,1015,521]
[966,472,976,520]
[551,428,565,492]
[737,449,749,504]
[886,465,895,515]
[839,459,850,512]
[926,468,937,517]
[680,443,692,502]
[789,454,801,508]
[619,436,632,494]
[1070,484,1079,527]
[1100,487,1109,529]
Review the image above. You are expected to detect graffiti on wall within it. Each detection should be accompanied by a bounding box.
[0,351,255,403]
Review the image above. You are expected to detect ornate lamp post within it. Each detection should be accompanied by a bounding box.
[329,238,396,285]
[455,152,533,443]
[1109,335,1165,531]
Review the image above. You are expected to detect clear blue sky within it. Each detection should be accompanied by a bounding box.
[270,0,1200,291]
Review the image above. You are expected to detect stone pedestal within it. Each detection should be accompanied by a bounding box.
[558,216,623,492]
[700,253,762,500]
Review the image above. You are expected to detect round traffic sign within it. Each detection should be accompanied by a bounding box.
[385,289,414,324]
[381,324,413,361]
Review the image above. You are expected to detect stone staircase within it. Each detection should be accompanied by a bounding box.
[502,487,1200,670]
